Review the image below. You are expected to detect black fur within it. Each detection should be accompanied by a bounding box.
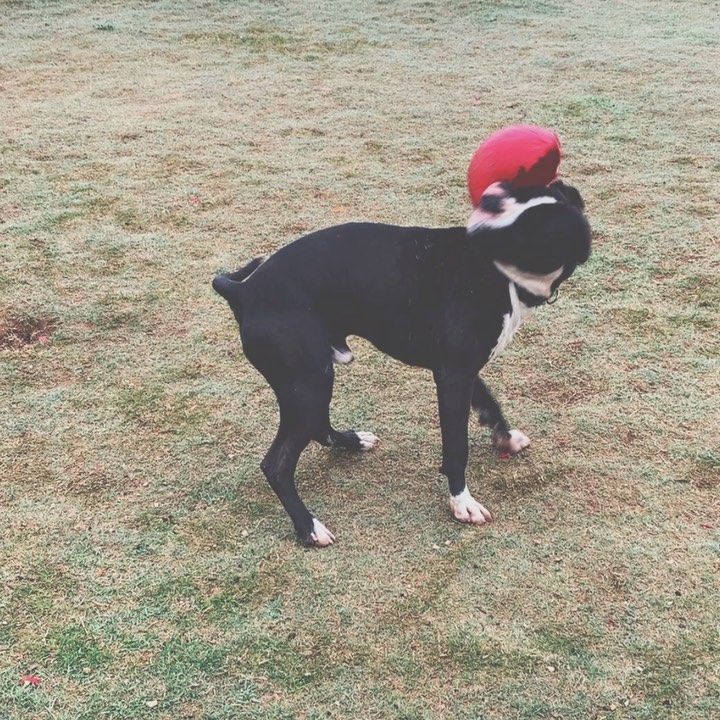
[213,181,591,545]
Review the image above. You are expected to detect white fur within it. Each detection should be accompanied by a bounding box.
[488,282,535,362]
[467,194,558,232]
[310,518,335,546]
[505,429,531,453]
[494,262,564,299]
[449,488,492,524]
[331,346,354,364]
[356,431,378,450]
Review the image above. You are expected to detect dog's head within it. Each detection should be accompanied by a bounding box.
[467,180,591,300]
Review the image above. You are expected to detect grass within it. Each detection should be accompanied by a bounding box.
[1,0,719,718]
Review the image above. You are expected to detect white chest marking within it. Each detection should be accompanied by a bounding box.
[494,262,564,299]
[488,282,534,362]
[331,346,354,364]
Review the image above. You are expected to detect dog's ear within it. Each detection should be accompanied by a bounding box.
[549,180,585,211]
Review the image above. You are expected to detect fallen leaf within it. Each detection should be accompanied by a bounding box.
[19,674,41,687]
[498,452,511,459]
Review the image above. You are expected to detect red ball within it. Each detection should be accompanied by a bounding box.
[467,125,562,206]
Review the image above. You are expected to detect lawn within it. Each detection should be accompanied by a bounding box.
[1,1,718,718]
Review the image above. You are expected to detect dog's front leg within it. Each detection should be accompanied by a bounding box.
[471,376,530,455]
[434,368,493,525]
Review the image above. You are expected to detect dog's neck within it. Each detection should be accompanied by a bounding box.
[493,261,563,306]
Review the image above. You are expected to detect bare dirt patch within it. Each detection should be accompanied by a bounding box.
[0,311,58,350]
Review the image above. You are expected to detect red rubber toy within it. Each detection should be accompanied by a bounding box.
[467,125,562,206]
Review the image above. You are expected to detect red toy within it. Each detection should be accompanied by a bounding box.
[467,125,562,206]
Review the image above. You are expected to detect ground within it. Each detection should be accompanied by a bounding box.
[1,1,719,718]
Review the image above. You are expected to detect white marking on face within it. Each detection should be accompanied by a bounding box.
[356,431,378,451]
[467,183,558,233]
[449,488,492,524]
[494,262,564,299]
[310,518,336,547]
[488,282,535,362]
[331,346,354,364]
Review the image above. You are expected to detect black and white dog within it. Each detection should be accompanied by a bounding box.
[213,180,591,546]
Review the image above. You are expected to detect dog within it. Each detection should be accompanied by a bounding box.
[212,180,591,546]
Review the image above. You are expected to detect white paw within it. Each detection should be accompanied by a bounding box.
[450,488,493,525]
[310,518,336,547]
[495,428,531,455]
[357,431,379,451]
[507,429,530,453]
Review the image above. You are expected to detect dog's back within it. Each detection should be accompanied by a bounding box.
[215,222,509,369]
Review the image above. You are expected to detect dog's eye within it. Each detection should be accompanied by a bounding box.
[480,194,504,214]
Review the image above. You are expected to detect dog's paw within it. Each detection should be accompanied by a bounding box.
[310,518,336,547]
[494,428,530,455]
[356,431,379,451]
[329,429,379,451]
[450,489,493,524]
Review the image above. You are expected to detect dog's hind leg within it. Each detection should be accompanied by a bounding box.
[315,341,378,452]
[245,316,373,543]
[261,370,340,547]
[261,424,320,544]
[435,368,493,525]
[471,376,530,455]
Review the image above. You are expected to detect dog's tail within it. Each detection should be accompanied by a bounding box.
[212,256,265,307]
